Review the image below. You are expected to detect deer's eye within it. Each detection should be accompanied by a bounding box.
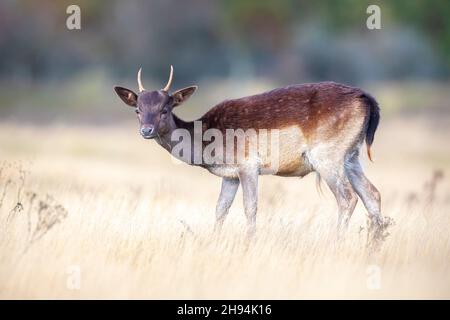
[135,109,140,114]
[161,109,168,116]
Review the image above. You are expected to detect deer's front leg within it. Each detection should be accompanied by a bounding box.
[239,166,259,239]
[214,177,240,233]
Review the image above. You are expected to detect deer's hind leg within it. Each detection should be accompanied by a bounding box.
[313,158,358,235]
[238,164,259,240]
[345,151,392,244]
[344,153,380,223]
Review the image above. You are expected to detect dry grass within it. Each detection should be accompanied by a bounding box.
[0,114,450,299]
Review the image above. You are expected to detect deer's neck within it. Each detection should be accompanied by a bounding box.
[155,113,200,165]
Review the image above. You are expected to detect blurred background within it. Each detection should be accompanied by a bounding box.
[0,0,449,123]
[1,0,450,299]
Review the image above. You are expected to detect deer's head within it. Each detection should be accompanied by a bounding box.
[114,66,197,139]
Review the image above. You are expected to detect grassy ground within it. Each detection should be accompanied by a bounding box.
[0,113,449,299]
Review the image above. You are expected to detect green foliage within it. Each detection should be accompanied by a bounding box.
[0,0,449,84]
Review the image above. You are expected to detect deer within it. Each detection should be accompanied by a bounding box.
[114,66,392,243]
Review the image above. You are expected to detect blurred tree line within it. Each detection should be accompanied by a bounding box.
[0,0,449,85]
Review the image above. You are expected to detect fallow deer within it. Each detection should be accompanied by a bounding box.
[114,66,391,241]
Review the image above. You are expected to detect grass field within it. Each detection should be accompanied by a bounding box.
[0,112,449,299]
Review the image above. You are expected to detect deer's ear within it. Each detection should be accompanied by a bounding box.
[114,86,138,107]
[171,86,197,107]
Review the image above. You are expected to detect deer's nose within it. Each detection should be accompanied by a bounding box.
[140,126,155,139]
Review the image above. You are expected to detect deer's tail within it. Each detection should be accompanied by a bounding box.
[362,93,380,162]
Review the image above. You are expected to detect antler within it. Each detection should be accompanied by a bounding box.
[162,65,174,92]
[137,65,173,93]
[137,67,145,92]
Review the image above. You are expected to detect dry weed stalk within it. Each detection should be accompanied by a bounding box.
[0,161,69,252]
[368,169,444,253]
[0,162,13,210]
[27,194,68,246]
[25,191,37,241]
[405,169,444,223]
[424,169,444,208]
[179,219,196,240]
[6,164,27,222]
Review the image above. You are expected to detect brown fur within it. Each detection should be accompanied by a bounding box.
[201,82,371,142]
[194,82,378,169]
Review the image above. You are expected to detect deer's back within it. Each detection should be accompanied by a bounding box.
[202,82,367,134]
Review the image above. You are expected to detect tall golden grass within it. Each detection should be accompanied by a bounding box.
[0,115,449,299]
